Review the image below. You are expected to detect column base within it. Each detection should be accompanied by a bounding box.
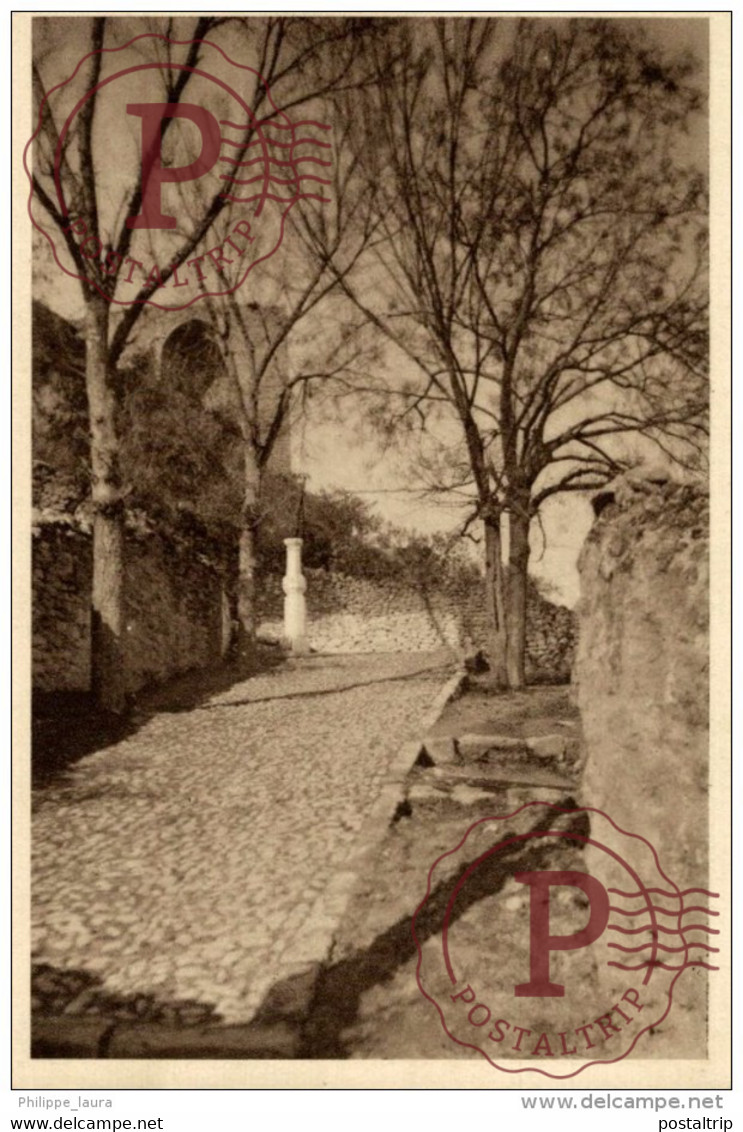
[281,635,311,656]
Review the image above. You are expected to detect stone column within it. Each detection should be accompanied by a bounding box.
[282,537,308,653]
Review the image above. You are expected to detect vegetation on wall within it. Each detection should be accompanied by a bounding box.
[33,302,478,602]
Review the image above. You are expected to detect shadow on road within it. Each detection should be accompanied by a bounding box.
[31,644,285,788]
[284,803,590,1057]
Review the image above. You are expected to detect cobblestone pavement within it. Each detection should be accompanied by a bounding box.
[32,651,454,1027]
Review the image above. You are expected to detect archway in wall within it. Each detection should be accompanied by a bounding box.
[160,318,226,402]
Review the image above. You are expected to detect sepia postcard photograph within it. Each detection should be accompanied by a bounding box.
[11,10,731,1092]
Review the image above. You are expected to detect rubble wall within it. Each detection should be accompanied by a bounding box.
[33,521,577,693]
[32,521,228,696]
[257,569,576,681]
[576,478,710,1058]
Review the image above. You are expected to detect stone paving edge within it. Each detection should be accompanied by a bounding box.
[288,666,468,966]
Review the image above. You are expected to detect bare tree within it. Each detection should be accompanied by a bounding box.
[318,17,708,687]
[30,14,386,708]
[184,117,383,653]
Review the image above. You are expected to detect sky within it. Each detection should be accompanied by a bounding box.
[291,16,709,607]
[29,14,710,609]
[294,401,597,608]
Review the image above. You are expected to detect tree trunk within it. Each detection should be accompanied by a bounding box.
[484,516,508,688]
[234,448,261,656]
[506,507,530,689]
[85,294,126,713]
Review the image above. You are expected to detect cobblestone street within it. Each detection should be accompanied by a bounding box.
[32,651,454,1032]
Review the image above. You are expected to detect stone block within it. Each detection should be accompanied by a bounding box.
[420,736,457,765]
[450,783,494,806]
[251,964,320,1024]
[32,1016,111,1058]
[525,734,566,761]
[432,762,575,792]
[457,733,525,759]
[408,782,445,804]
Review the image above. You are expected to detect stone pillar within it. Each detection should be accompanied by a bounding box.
[282,537,308,653]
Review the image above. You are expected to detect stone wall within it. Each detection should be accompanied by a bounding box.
[33,519,229,696]
[34,518,576,694]
[575,476,709,1059]
[33,523,91,694]
[256,568,576,681]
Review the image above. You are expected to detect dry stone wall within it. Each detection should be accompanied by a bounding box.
[576,476,709,1059]
[33,519,229,697]
[256,568,576,681]
[34,516,576,694]
[33,523,91,694]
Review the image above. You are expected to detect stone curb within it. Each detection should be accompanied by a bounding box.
[31,1016,300,1060]
[31,665,467,1061]
[295,667,468,960]
[350,666,468,856]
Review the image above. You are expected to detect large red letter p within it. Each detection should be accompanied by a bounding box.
[514,870,610,998]
[126,103,221,230]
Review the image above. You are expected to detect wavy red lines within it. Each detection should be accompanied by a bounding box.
[221,117,331,132]
[220,174,331,187]
[219,191,331,206]
[217,114,332,207]
[608,903,718,917]
[608,922,719,935]
[221,118,287,130]
[606,884,721,975]
[609,887,720,899]
[608,960,719,972]
[220,155,331,169]
[220,134,331,151]
[608,941,719,953]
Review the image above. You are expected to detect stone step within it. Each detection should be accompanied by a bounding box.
[423,732,580,765]
[410,765,570,801]
[428,762,576,792]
